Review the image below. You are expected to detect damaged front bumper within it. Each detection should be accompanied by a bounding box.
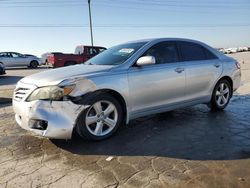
[13,99,87,139]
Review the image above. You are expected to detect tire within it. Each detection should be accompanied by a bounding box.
[64,61,76,66]
[210,79,232,111]
[75,94,123,141]
[29,60,39,68]
[0,62,6,75]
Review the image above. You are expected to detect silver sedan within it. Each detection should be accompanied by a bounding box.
[13,38,241,140]
[0,52,42,68]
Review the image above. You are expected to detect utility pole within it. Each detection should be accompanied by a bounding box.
[88,0,94,46]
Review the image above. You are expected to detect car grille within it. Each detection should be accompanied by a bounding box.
[13,82,37,102]
[14,88,31,101]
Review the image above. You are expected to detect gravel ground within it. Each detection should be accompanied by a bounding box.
[0,53,250,188]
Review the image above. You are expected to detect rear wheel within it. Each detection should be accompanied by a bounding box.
[29,60,39,68]
[75,94,123,141]
[210,79,232,111]
[0,62,5,75]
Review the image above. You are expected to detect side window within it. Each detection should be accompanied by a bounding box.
[143,42,179,64]
[12,53,20,58]
[178,41,206,61]
[0,53,7,57]
[8,53,13,57]
[75,47,83,55]
[204,48,218,60]
[99,48,106,53]
[88,48,98,55]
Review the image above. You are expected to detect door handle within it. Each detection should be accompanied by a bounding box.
[214,63,220,68]
[175,67,184,73]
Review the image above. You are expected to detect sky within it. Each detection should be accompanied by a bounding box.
[0,0,250,56]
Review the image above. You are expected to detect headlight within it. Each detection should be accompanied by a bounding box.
[26,85,75,102]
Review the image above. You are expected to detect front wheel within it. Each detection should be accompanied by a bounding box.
[75,94,123,141]
[210,79,232,111]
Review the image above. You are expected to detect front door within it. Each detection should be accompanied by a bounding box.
[11,53,27,67]
[128,41,186,117]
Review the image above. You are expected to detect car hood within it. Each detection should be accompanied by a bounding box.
[20,64,114,87]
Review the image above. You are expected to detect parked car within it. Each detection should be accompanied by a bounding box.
[0,52,42,68]
[41,52,63,65]
[47,45,106,68]
[237,47,248,52]
[225,48,238,54]
[13,38,241,140]
[218,48,226,54]
[0,63,5,75]
[24,54,36,57]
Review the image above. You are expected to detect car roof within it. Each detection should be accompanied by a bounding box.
[76,45,106,49]
[124,38,206,45]
[0,52,22,54]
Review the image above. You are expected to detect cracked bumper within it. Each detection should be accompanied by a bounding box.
[13,99,86,139]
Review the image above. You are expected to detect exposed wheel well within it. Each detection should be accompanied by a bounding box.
[217,76,233,97]
[72,89,127,124]
[101,89,127,123]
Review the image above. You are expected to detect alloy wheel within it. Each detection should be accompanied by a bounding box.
[85,100,118,136]
[215,82,230,107]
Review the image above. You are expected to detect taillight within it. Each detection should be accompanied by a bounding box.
[235,61,241,69]
[48,55,54,63]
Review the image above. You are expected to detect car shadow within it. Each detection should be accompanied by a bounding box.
[52,94,250,160]
[6,66,48,70]
[0,97,12,105]
[0,76,23,86]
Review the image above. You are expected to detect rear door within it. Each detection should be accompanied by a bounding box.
[177,41,222,101]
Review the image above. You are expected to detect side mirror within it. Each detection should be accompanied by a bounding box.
[136,56,156,66]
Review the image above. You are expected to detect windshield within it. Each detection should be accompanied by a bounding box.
[84,42,147,65]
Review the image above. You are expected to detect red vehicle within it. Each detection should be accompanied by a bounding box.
[47,45,106,68]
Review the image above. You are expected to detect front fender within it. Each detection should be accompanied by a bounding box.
[68,73,131,124]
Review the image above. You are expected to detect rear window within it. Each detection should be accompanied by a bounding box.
[178,41,217,61]
[204,48,218,59]
[75,46,83,55]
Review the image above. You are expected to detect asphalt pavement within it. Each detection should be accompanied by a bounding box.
[0,53,250,187]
